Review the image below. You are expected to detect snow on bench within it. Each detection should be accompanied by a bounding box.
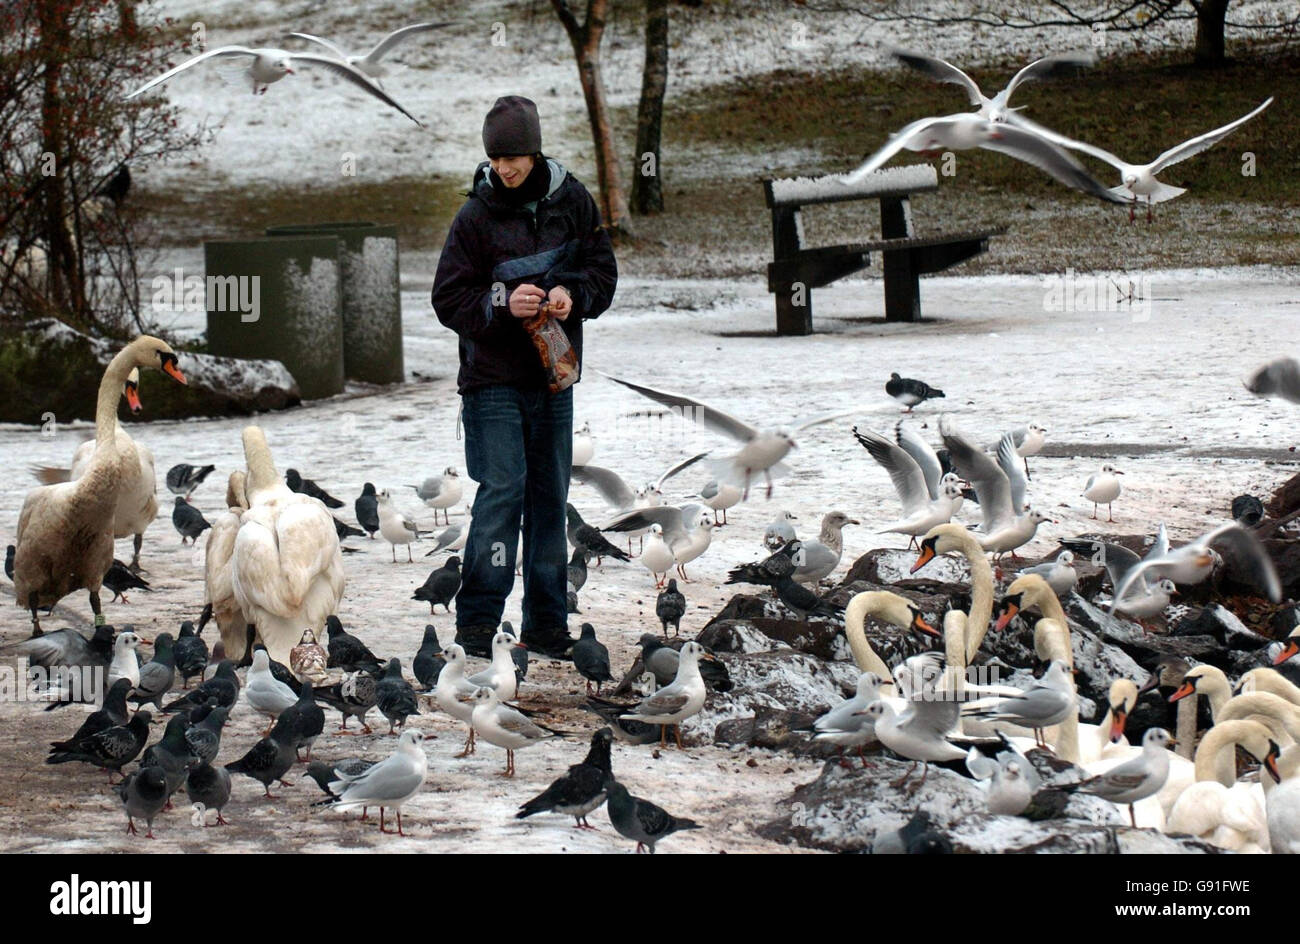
[765,165,939,207]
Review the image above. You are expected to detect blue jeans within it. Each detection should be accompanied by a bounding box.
[456,384,572,635]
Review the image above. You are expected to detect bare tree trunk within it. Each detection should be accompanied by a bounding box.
[550,0,632,235]
[631,0,669,215]
[1193,0,1231,66]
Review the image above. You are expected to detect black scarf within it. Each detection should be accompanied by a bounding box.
[488,157,551,207]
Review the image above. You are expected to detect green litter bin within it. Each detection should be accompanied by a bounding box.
[204,235,344,400]
[266,222,404,385]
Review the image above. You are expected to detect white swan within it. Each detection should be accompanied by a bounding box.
[1266,745,1300,854]
[842,590,941,698]
[14,337,185,633]
[199,471,250,659]
[913,523,995,662]
[1238,667,1300,708]
[230,427,345,665]
[1166,719,1280,853]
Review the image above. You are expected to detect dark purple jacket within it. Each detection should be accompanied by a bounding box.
[431,159,618,394]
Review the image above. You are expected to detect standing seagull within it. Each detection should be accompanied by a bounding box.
[286,22,454,83]
[572,421,595,466]
[408,467,462,526]
[355,483,380,538]
[605,781,701,854]
[435,644,481,756]
[516,727,615,829]
[1082,464,1124,521]
[791,511,859,583]
[1071,728,1175,827]
[166,463,216,498]
[328,729,429,836]
[378,489,425,562]
[619,641,717,749]
[470,686,566,777]
[885,373,945,412]
[123,46,424,124]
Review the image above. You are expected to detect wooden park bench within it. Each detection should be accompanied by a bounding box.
[762,165,1005,334]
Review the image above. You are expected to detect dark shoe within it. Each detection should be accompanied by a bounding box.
[455,624,497,659]
[521,625,576,660]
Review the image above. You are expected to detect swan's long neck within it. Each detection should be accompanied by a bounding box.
[1193,720,1264,785]
[1246,670,1300,708]
[242,428,279,501]
[1201,672,1233,721]
[1175,690,1197,760]
[1265,745,1300,796]
[942,609,967,701]
[1220,692,1300,742]
[843,595,897,693]
[95,344,139,448]
[943,530,994,662]
[1034,620,1079,763]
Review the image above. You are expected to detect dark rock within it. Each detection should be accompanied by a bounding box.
[704,593,771,627]
[713,705,826,753]
[839,549,972,603]
[1269,606,1300,640]
[1262,538,1300,602]
[1266,469,1300,518]
[1068,595,1220,662]
[700,617,846,661]
[1177,604,1273,652]
[0,318,301,423]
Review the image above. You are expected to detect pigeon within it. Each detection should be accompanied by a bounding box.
[516,727,615,828]
[101,560,150,603]
[568,546,590,592]
[324,615,384,673]
[2,623,115,672]
[582,696,662,745]
[173,621,209,687]
[129,632,177,710]
[316,670,379,734]
[1245,356,1300,405]
[185,761,232,826]
[655,579,686,636]
[172,497,212,544]
[183,704,230,766]
[48,678,132,756]
[871,810,953,854]
[727,540,799,587]
[1232,494,1265,527]
[413,557,461,613]
[166,463,216,499]
[46,710,152,780]
[355,483,380,538]
[289,629,330,686]
[225,710,302,797]
[285,468,344,507]
[573,623,614,695]
[116,765,170,838]
[635,634,732,694]
[773,575,844,619]
[567,584,581,614]
[4,544,13,580]
[886,372,945,412]
[604,780,701,853]
[375,658,420,734]
[470,686,566,777]
[333,516,365,541]
[163,661,240,714]
[140,713,199,804]
[278,681,327,761]
[306,757,375,802]
[412,625,446,690]
[245,648,301,733]
[407,467,462,525]
[566,504,632,563]
[327,729,430,836]
[286,21,453,82]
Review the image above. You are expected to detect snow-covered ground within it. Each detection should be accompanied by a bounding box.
[0,263,1296,853]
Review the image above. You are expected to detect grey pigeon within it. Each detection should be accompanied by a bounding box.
[573,623,613,695]
[166,463,215,498]
[184,704,230,765]
[582,697,661,745]
[172,497,212,544]
[324,615,383,673]
[174,621,209,687]
[277,681,326,761]
[886,372,945,412]
[516,727,614,827]
[117,765,169,838]
[637,635,732,693]
[129,632,176,710]
[163,661,239,713]
[413,557,461,613]
[871,810,953,854]
[4,544,13,580]
[3,623,115,673]
[316,671,379,734]
[307,757,375,802]
[102,559,150,603]
[375,658,420,735]
[46,710,151,779]
[567,584,581,614]
[140,713,198,805]
[333,516,365,541]
[48,677,133,755]
[355,483,380,537]
[773,575,843,619]
[412,625,445,690]
[185,761,232,826]
[225,711,301,797]
[500,621,529,682]
[566,503,632,563]
[285,468,344,507]
[605,780,701,853]
[567,547,590,592]
[727,541,799,587]
[655,579,686,636]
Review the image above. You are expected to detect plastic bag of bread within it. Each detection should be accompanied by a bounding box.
[523,303,579,393]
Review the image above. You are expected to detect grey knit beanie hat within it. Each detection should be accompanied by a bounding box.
[482,96,542,157]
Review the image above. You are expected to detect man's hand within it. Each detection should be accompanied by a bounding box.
[508,283,547,318]
[547,286,573,321]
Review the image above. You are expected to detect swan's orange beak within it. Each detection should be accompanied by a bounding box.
[1274,640,1299,665]
[124,382,142,414]
[911,611,940,638]
[1109,708,1128,743]
[911,543,936,574]
[994,597,1021,632]
[1169,681,1195,702]
[161,354,187,385]
[1265,746,1282,783]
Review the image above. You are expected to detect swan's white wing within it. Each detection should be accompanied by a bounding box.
[570,464,636,509]
[596,372,758,443]
[655,452,709,492]
[1148,97,1272,175]
[998,50,1095,107]
[286,54,423,125]
[939,416,1014,532]
[285,32,349,60]
[996,432,1028,512]
[853,429,929,516]
[890,48,983,106]
[981,124,1128,203]
[365,21,454,62]
[125,46,258,98]
[895,421,943,500]
[844,115,957,184]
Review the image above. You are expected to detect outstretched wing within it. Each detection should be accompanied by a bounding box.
[596,372,758,443]
[890,48,983,106]
[287,53,424,125]
[125,46,258,99]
